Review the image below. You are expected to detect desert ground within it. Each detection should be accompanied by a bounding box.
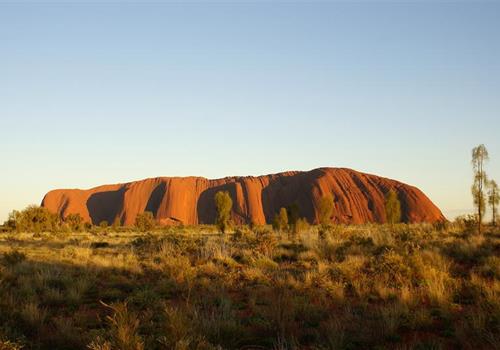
[0,223,498,350]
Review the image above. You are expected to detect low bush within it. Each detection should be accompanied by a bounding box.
[1,250,26,266]
[135,212,155,232]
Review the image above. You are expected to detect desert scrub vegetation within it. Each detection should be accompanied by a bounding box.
[0,223,498,349]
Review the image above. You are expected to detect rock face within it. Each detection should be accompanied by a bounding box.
[41,168,445,226]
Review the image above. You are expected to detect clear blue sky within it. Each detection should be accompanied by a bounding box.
[1,1,499,222]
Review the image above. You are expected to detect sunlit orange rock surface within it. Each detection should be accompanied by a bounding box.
[41,168,445,226]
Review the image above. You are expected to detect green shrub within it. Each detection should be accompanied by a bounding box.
[7,205,60,233]
[65,213,84,232]
[293,217,310,235]
[454,214,477,232]
[135,212,155,232]
[272,207,289,233]
[99,221,109,229]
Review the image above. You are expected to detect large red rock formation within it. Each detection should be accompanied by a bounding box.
[41,168,445,226]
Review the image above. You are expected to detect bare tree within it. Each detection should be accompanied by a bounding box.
[471,144,489,234]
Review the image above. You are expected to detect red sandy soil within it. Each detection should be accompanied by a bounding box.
[41,167,445,226]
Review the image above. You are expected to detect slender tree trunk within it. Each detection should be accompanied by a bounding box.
[478,160,483,234]
[472,145,489,234]
[493,199,497,226]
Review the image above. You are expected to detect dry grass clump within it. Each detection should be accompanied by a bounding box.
[0,338,24,350]
[0,224,498,349]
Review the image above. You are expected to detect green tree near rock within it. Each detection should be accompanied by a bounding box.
[385,189,401,226]
[214,191,233,233]
[286,203,300,233]
[272,207,289,232]
[471,144,489,233]
[318,194,334,238]
[135,212,155,232]
[318,194,334,225]
[284,203,310,236]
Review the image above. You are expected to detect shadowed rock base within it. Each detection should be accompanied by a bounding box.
[41,167,445,226]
